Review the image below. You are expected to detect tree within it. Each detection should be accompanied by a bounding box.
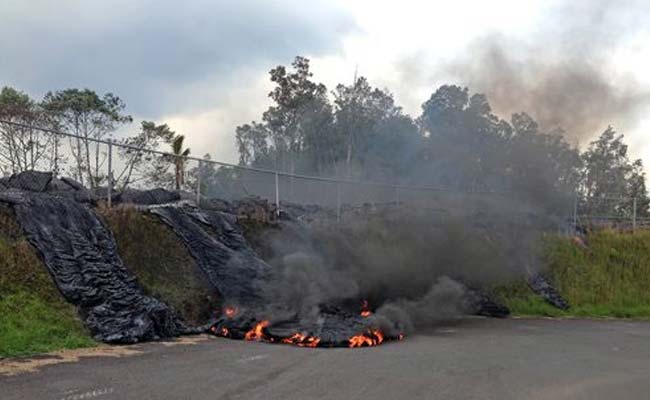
[506,112,582,211]
[418,85,509,189]
[0,87,53,175]
[333,77,418,179]
[236,122,270,167]
[170,134,190,190]
[41,89,132,187]
[236,56,333,174]
[581,126,649,217]
[114,121,175,189]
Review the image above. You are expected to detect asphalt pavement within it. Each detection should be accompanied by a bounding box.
[2,318,649,400]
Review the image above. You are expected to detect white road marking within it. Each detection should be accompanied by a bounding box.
[237,354,269,363]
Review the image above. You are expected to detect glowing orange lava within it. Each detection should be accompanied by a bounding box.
[360,299,372,317]
[223,306,238,318]
[349,329,385,347]
[281,333,321,348]
[220,327,230,337]
[244,320,269,341]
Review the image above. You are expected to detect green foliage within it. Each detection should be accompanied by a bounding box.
[0,206,94,358]
[497,231,650,319]
[581,126,649,217]
[0,86,54,174]
[238,56,334,173]
[100,207,219,326]
[41,88,132,187]
[115,121,176,190]
[0,292,95,358]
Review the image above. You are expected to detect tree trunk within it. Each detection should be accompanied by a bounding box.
[346,138,353,179]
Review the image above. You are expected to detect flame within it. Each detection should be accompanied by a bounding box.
[244,320,269,341]
[360,299,372,317]
[209,325,231,337]
[349,329,385,347]
[281,333,321,348]
[223,306,238,318]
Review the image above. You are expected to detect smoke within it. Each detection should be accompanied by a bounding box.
[449,35,650,141]
[403,0,650,142]
[255,205,544,334]
[371,277,468,336]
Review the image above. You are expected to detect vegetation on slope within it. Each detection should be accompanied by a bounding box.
[0,205,95,358]
[497,230,650,319]
[100,206,220,326]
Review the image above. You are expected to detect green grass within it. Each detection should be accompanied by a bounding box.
[496,230,650,319]
[0,292,95,357]
[0,205,95,358]
[100,206,220,326]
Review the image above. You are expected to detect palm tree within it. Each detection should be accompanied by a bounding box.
[171,134,190,190]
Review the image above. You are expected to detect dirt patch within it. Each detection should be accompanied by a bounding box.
[0,346,142,376]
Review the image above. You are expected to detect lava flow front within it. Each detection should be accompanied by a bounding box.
[244,320,270,341]
[281,333,321,347]
[223,306,238,318]
[360,299,372,317]
[210,300,403,348]
[349,329,384,347]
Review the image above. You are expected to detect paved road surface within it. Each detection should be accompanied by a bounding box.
[2,318,650,400]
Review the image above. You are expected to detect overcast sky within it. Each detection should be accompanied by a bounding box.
[2,0,650,165]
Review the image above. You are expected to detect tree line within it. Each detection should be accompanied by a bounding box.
[236,57,649,217]
[0,87,192,190]
[1,55,648,216]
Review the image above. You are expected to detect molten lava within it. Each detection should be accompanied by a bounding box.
[349,329,385,348]
[281,333,321,348]
[360,299,372,317]
[244,320,270,341]
[210,325,230,337]
[223,306,238,318]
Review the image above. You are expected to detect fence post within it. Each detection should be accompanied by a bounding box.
[53,133,59,178]
[337,182,341,222]
[107,139,112,208]
[572,189,578,233]
[275,172,280,217]
[196,160,202,206]
[633,196,637,232]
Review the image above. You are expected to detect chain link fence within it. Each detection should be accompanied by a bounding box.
[1,119,645,231]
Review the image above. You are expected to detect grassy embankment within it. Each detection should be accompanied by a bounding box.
[100,206,220,326]
[496,230,650,319]
[0,205,95,358]
[0,205,220,358]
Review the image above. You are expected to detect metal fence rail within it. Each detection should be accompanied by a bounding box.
[0,119,645,231]
[0,119,506,212]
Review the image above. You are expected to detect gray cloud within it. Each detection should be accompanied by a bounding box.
[0,0,355,117]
